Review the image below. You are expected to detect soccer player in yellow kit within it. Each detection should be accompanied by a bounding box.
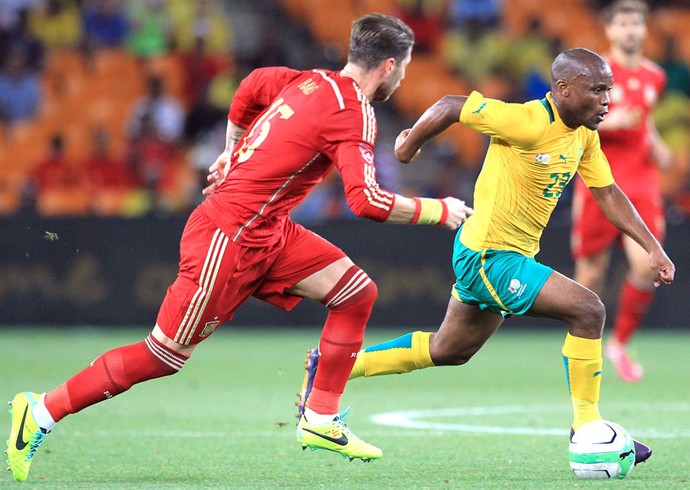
[298,48,675,467]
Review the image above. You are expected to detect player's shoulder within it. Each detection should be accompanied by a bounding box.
[310,69,368,109]
[639,58,666,79]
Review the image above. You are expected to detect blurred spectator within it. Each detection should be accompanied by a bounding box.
[441,18,509,83]
[127,75,184,143]
[447,0,503,30]
[168,0,232,55]
[658,34,690,98]
[0,45,42,126]
[81,0,130,51]
[22,133,88,215]
[125,0,172,59]
[506,17,561,100]
[27,0,82,51]
[395,0,445,54]
[183,88,227,201]
[206,67,239,112]
[654,91,690,207]
[177,36,232,106]
[0,6,44,71]
[126,112,180,212]
[81,127,136,215]
[183,87,227,144]
[0,0,39,34]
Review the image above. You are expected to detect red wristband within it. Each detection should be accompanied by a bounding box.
[411,197,422,224]
[438,199,448,225]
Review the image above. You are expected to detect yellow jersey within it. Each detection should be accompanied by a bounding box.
[458,91,614,257]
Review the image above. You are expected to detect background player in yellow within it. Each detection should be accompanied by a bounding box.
[298,48,675,466]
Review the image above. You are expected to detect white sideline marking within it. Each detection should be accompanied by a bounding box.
[371,403,690,438]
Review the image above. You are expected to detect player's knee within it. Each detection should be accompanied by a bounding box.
[430,339,480,367]
[571,292,606,338]
[357,278,378,310]
[434,351,475,367]
[325,267,378,312]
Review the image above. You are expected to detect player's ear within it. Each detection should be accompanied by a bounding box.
[383,57,396,77]
[555,79,570,97]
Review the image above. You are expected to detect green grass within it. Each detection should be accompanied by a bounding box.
[1,327,689,489]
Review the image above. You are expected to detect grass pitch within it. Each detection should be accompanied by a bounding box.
[1,326,689,489]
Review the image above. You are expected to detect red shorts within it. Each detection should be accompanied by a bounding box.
[156,207,346,345]
[571,181,665,259]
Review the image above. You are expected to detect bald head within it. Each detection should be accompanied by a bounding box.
[551,48,610,86]
[549,48,613,130]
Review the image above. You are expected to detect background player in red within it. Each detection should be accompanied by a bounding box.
[571,0,672,383]
[7,13,473,482]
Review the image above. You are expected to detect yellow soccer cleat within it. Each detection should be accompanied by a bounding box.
[6,392,48,482]
[296,409,382,462]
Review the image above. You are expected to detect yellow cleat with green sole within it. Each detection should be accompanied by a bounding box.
[296,409,382,462]
[6,392,48,482]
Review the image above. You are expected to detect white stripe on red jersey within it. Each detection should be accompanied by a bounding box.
[313,69,345,110]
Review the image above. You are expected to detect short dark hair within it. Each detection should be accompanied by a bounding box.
[347,13,414,71]
[603,0,649,24]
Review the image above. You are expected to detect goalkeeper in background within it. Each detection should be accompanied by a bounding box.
[298,47,675,467]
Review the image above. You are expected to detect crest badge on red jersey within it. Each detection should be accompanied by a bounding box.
[359,144,374,164]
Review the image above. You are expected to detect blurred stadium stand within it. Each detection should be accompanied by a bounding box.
[1,0,689,327]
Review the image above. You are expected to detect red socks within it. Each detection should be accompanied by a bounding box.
[613,280,653,344]
[45,334,188,422]
[307,266,377,415]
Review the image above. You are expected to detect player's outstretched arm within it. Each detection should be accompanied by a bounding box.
[395,95,467,163]
[386,195,473,230]
[590,183,675,286]
[202,121,246,195]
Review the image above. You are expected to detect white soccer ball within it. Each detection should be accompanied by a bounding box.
[568,420,636,480]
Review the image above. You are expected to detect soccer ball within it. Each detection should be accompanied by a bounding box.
[568,420,636,480]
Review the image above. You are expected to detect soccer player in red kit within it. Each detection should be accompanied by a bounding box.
[571,0,672,383]
[6,14,473,481]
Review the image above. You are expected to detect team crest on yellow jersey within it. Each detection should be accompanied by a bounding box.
[535,153,551,164]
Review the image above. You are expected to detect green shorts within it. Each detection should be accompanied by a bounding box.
[451,229,553,317]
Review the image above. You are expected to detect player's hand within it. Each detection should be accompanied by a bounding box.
[202,150,231,195]
[394,129,421,163]
[440,197,473,230]
[650,247,675,287]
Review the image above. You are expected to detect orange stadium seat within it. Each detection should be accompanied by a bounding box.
[42,50,87,100]
[36,187,90,216]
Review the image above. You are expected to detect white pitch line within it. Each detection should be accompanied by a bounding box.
[371,403,690,438]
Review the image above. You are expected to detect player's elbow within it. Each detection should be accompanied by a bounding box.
[435,95,464,126]
[347,201,387,222]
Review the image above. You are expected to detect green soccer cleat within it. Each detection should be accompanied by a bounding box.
[6,392,48,482]
[296,409,382,462]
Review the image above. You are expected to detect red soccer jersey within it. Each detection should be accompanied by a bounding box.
[201,67,395,246]
[599,56,666,198]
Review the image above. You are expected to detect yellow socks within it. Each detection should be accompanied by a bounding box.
[349,331,434,379]
[562,333,603,431]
